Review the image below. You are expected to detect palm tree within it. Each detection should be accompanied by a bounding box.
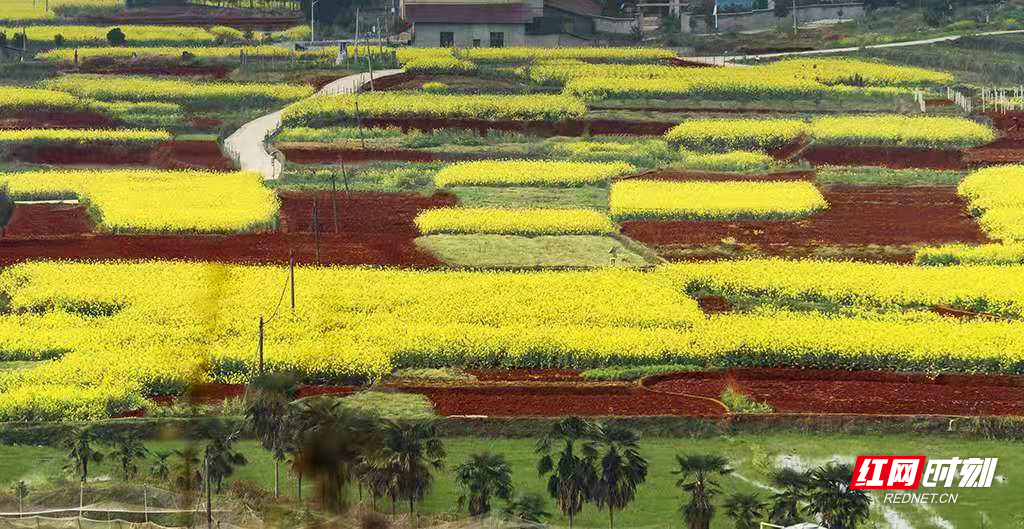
[768,468,810,526]
[289,396,383,511]
[112,431,148,480]
[587,425,648,529]
[536,417,598,529]
[455,452,514,517]
[723,493,768,529]
[149,451,173,482]
[504,493,551,524]
[366,420,446,516]
[806,463,871,529]
[245,372,299,499]
[172,446,203,494]
[63,428,105,483]
[204,425,248,493]
[673,454,733,529]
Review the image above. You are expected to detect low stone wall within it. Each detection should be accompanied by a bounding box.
[690,2,864,33]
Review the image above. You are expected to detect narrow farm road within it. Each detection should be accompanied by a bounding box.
[682,28,1024,65]
[223,68,405,180]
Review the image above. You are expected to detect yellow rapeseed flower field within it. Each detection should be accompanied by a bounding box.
[2,260,1024,421]
[610,180,828,221]
[415,207,617,236]
[1,24,217,45]
[0,128,170,146]
[281,92,587,126]
[0,169,279,233]
[958,164,1024,241]
[42,74,314,109]
[665,119,807,152]
[810,115,996,148]
[433,160,635,187]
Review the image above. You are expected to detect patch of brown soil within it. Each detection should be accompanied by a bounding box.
[2,203,94,239]
[697,296,733,315]
[415,385,725,417]
[624,169,815,182]
[279,145,440,164]
[467,369,583,382]
[150,140,234,170]
[0,110,116,129]
[647,368,1024,416]
[0,191,455,267]
[802,146,966,169]
[621,185,986,260]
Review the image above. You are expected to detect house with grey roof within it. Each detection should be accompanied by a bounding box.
[400,0,637,47]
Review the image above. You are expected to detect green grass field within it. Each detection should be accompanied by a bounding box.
[1,432,1020,529]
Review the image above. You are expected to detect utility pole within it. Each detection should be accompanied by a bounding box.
[289,250,296,313]
[257,316,264,374]
[312,202,321,264]
[331,172,340,233]
[310,0,319,44]
[205,454,212,529]
[792,0,798,35]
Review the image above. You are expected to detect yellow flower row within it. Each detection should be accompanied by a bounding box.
[609,180,828,221]
[1,24,218,45]
[281,92,587,126]
[958,164,1024,242]
[0,128,170,146]
[42,74,314,109]
[0,169,279,234]
[433,160,635,187]
[403,55,478,74]
[415,207,617,236]
[664,116,995,153]
[37,45,336,62]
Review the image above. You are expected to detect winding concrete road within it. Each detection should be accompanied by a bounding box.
[682,28,1024,66]
[223,68,405,180]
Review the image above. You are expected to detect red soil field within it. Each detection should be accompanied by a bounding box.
[621,185,986,260]
[623,168,816,182]
[6,140,234,170]
[279,145,441,164]
[2,203,94,239]
[647,369,1024,416]
[411,385,725,417]
[468,369,583,382]
[802,146,966,169]
[0,110,116,129]
[0,191,454,267]
[358,117,676,137]
[76,63,232,78]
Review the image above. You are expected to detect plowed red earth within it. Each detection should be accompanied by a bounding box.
[467,369,582,382]
[0,191,454,267]
[3,203,94,238]
[0,110,116,129]
[621,185,986,260]
[359,117,675,137]
[647,369,1024,416]
[7,141,233,170]
[414,385,724,417]
[802,146,966,169]
[624,169,815,182]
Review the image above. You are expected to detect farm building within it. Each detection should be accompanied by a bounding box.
[400,0,637,47]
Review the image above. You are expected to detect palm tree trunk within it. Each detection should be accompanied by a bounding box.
[274,460,280,499]
[569,510,575,529]
[609,505,614,529]
[297,472,302,502]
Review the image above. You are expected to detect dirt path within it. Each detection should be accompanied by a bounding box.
[222,69,405,180]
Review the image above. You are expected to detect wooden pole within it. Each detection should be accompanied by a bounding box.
[312,202,320,264]
[205,454,212,529]
[331,172,339,233]
[258,316,264,374]
[289,250,295,313]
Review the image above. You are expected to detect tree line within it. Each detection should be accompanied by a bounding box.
[33,373,873,529]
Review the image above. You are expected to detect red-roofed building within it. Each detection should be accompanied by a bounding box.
[401,0,637,47]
